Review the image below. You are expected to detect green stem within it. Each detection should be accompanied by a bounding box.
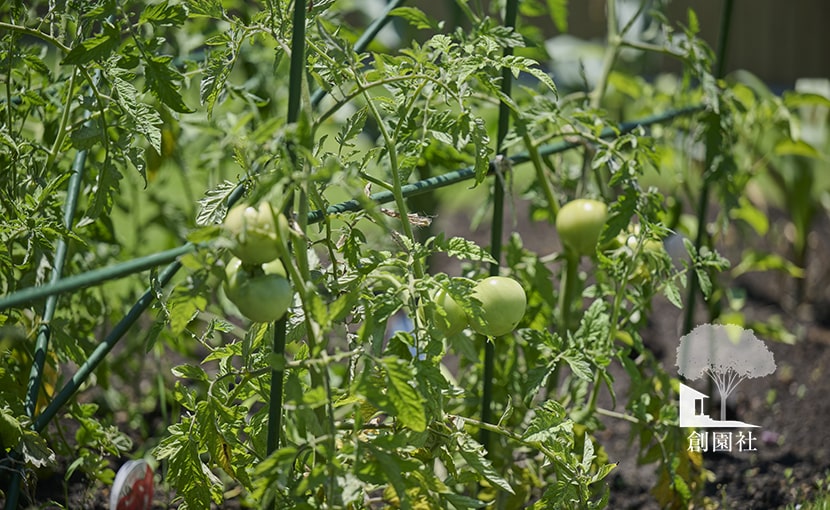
[267,0,306,467]
[451,414,578,479]
[23,143,86,417]
[559,253,579,331]
[0,21,72,53]
[359,85,424,280]
[480,0,518,452]
[0,243,196,311]
[590,0,620,109]
[682,0,734,336]
[266,321,286,454]
[32,258,184,432]
[42,70,78,177]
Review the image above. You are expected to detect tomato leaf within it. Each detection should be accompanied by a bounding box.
[381,357,427,432]
[455,432,515,494]
[62,22,120,65]
[145,55,193,113]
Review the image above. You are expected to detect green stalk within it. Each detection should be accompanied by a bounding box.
[590,0,619,109]
[23,151,85,417]
[359,85,424,280]
[480,0,518,452]
[31,258,183,432]
[558,252,579,332]
[681,0,734,336]
[266,0,306,461]
[0,243,196,311]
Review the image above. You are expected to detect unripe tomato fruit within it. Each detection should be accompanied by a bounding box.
[224,257,292,323]
[556,199,609,257]
[421,288,468,336]
[469,277,527,337]
[223,202,282,265]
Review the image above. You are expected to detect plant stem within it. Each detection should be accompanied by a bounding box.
[559,253,579,332]
[480,0,518,452]
[359,85,424,280]
[590,0,620,109]
[682,0,735,336]
[267,0,306,466]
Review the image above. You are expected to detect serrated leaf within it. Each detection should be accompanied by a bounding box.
[17,430,56,468]
[695,266,712,297]
[69,125,103,150]
[156,429,214,508]
[456,434,515,494]
[84,162,123,224]
[442,492,489,508]
[0,408,23,451]
[563,354,592,381]
[168,285,207,334]
[382,357,427,432]
[389,7,439,30]
[365,443,421,506]
[172,363,208,381]
[111,73,162,152]
[62,22,120,65]
[335,106,368,151]
[186,0,223,17]
[200,47,234,118]
[145,55,193,113]
[196,180,238,226]
[523,400,569,444]
[435,236,496,263]
[472,117,491,184]
[663,280,683,308]
[140,0,187,26]
[496,395,515,429]
[592,462,617,483]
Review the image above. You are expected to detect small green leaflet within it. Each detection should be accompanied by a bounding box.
[196,180,238,226]
[381,357,427,432]
[140,0,188,26]
[62,22,120,65]
[523,400,570,444]
[145,55,193,113]
[200,46,234,118]
[455,433,515,494]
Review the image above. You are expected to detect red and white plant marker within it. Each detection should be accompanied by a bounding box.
[110,460,154,510]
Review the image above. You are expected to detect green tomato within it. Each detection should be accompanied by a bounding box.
[416,287,468,337]
[224,257,292,323]
[224,202,282,265]
[423,288,468,337]
[555,199,609,257]
[469,276,527,337]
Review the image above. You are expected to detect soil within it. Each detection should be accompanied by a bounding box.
[3,200,829,509]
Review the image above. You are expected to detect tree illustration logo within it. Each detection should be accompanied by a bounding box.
[676,323,776,428]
